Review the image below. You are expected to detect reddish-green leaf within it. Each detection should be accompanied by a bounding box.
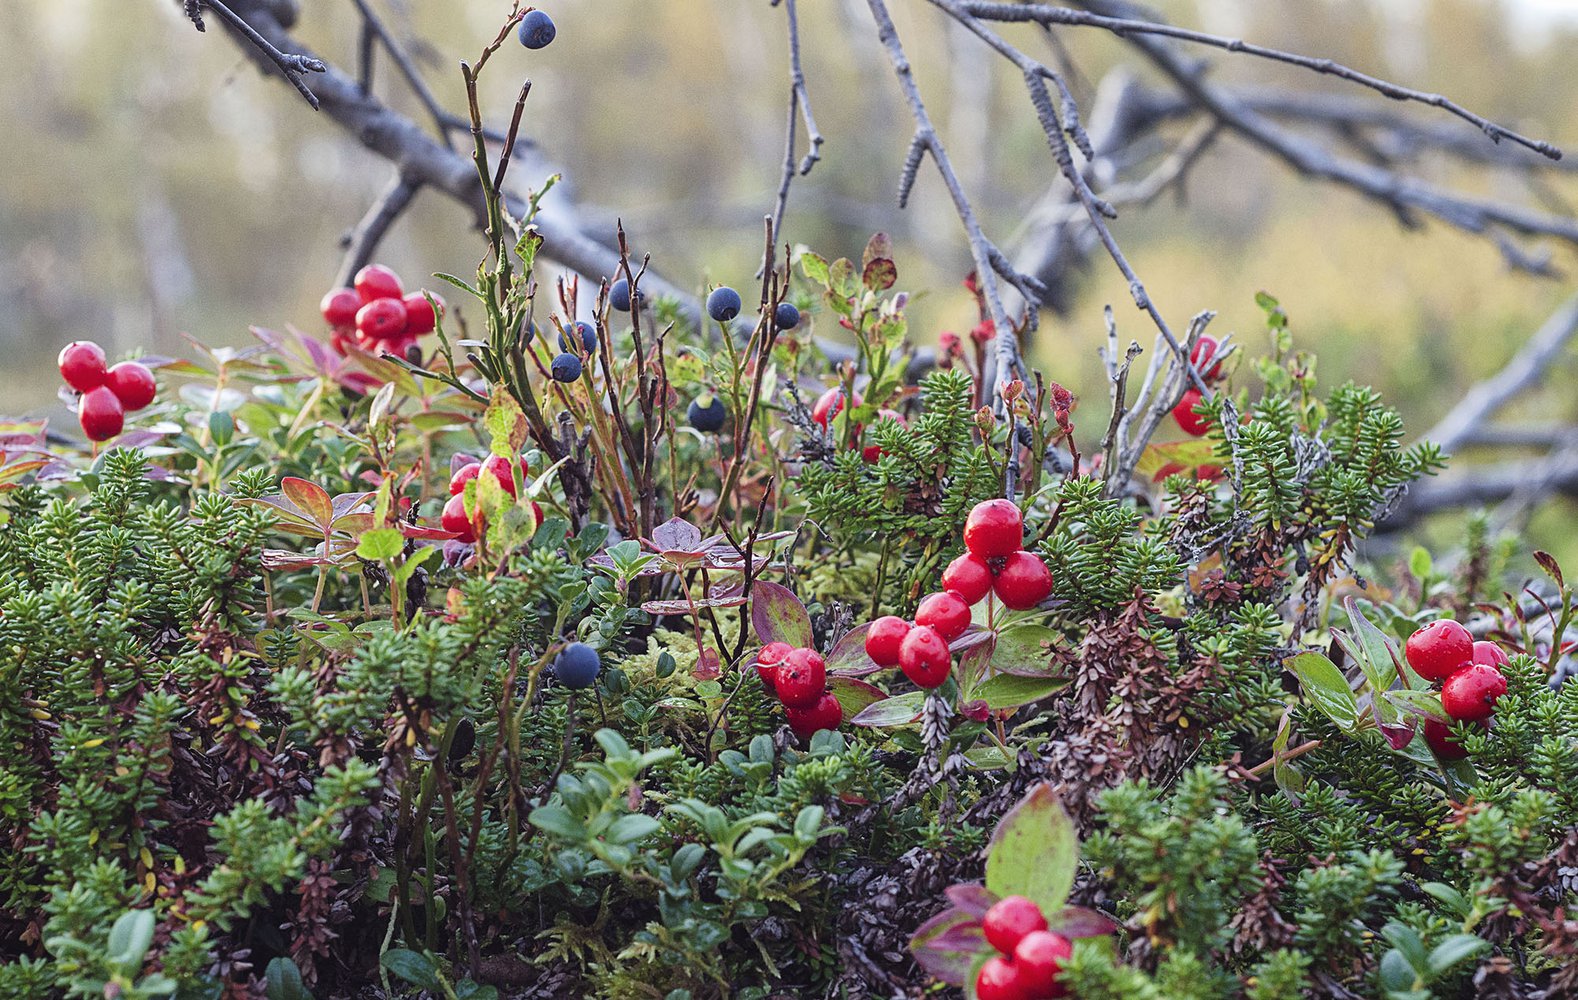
[985,783,1078,916]
[827,675,887,722]
[750,581,813,648]
[280,477,334,530]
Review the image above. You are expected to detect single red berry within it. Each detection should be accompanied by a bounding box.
[811,387,863,431]
[354,264,403,303]
[450,462,482,496]
[320,287,361,326]
[994,551,1053,610]
[775,648,826,709]
[898,625,951,689]
[1471,640,1509,668]
[756,641,794,683]
[403,291,445,335]
[441,493,476,543]
[942,552,994,605]
[1441,663,1506,723]
[356,298,409,341]
[786,690,842,738]
[915,591,971,642]
[1014,930,1073,999]
[964,499,1023,559]
[58,341,108,392]
[382,335,419,361]
[861,409,906,463]
[1404,619,1474,682]
[1173,388,1211,437]
[105,362,156,411]
[1190,335,1223,380]
[78,386,124,442]
[1422,717,1472,760]
[481,454,528,497]
[329,325,355,356]
[983,895,1049,955]
[975,957,1027,1000]
[864,616,911,667]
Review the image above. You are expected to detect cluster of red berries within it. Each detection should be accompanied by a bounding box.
[863,500,1053,689]
[976,896,1073,1000]
[1172,335,1225,437]
[320,264,446,359]
[57,341,157,442]
[440,453,538,545]
[810,386,906,463]
[1404,619,1509,759]
[754,643,842,738]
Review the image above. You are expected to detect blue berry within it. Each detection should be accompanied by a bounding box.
[558,320,597,355]
[774,302,801,330]
[610,278,642,312]
[706,286,742,323]
[554,641,601,689]
[518,10,556,49]
[688,396,727,432]
[550,353,582,382]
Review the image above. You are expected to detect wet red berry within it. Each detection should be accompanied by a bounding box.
[441,493,476,543]
[994,551,1053,610]
[356,298,408,341]
[321,287,361,326]
[915,591,971,642]
[756,642,793,683]
[864,616,911,667]
[811,387,863,431]
[898,626,951,689]
[983,895,1048,955]
[354,264,403,303]
[1173,388,1212,437]
[403,291,445,335]
[942,552,994,606]
[58,341,108,393]
[1441,663,1506,723]
[78,386,125,441]
[775,648,826,709]
[450,462,482,496]
[1405,619,1474,682]
[106,362,156,411]
[975,956,1026,1000]
[481,454,528,497]
[964,499,1023,559]
[786,690,843,738]
[1471,640,1509,668]
[1422,717,1472,760]
[1014,930,1073,999]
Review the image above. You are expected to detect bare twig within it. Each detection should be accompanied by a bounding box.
[764,0,825,274]
[198,0,326,109]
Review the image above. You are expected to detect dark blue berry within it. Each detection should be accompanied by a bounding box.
[554,641,601,689]
[706,286,742,323]
[688,396,727,432]
[774,302,801,330]
[558,321,597,355]
[518,10,556,49]
[609,278,642,312]
[550,353,582,382]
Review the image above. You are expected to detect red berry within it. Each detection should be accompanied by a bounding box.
[105,362,156,411]
[403,291,445,335]
[964,499,1023,559]
[356,298,408,341]
[481,454,528,497]
[441,493,476,543]
[329,325,355,356]
[1422,717,1472,760]
[1404,619,1474,682]
[1471,640,1509,668]
[1014,930,1073,999]
[861,409,906,463]
[864,616,911,667]
[975,957,1027,1000]
[942,552,994,606]
[775,648,826,709]
[450,462,482,496]
[58,341,108,393]
[915,591,971,642]
[994,551,1053,610]
[1190,335,1223,380]
[321,287,361,326]
[382,335,419,361]
[756,641,793,683]
[811,387,863,431]
[1173,388,1211,437]
[354,264,403,303]
[78,386,124,442]
[983,895,1049,955]
[786,690,843,738]
[898,625,951,689]
[1441,663,1506,723]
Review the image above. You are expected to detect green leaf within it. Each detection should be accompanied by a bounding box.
[1378,950,1418,993]
[484,385,529,456]
[827,675,888,721]
[1383,688,1449,723]
[1420,882,1471,918]
[985,784,1077,916]
[800,252,831,287]
[529,805,587,841]
[455,982,499,1000]
[1409,546,1433,581]
[1427,934,1489,975]
[850,690,925,727]
[380,949,438,989]
[108,910,156,969]
[1380,922,1428,973]
[264,958,312,1000]
[974,672,1069,710]
[750,581,814,648]
[1287,651,1359,733]
[989,625,1058,674]
[355,527,404,562]
[606,814,661,845]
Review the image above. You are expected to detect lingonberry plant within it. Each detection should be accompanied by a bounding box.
[2,8,1574,1000]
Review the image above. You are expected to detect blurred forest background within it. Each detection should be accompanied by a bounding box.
[1,0,1575,550]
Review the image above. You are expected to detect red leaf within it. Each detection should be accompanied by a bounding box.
[281,477,334,530]
[750,581,814,649]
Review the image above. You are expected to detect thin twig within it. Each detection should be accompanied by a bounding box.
[764,0,825,275]
[201,0,326,109]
